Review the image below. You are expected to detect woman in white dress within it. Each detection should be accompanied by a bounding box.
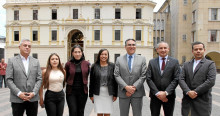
[89,48,118,116]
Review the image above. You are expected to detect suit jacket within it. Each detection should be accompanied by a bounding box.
[6,55,42,103]
[114,54,147,98]
[146,56,180,98]
[179,58,216,116]
[89,62,118,97]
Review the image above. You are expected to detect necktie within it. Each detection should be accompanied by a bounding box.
[128,55,132,72]
[161,57,166,71]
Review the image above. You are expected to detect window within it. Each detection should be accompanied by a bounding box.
[94,30,100,40]
[153,20,156,30]
[115,30,120,41]
[115,8,121,19]
[52,9,57,20]
[157,37,160,44]
[161,37,164,41]
[33,31,38,41]
[73,9,78,19]
[14,31,19,41]
[32,53,38,59]
[192,31,196,42]
[14,10,19,20]
[153,37,156,47]
[95,9,100,19]
[136,30,141,41]
[184,0,187,5]
[210,30,217,42]
[161,20,164,30]
[157,20,160,30]
[183,14,187,20]
[33,10,38,20]
[183,34,187,41]
[114,54,120,63]
[192,11,196,23]
[52,30,57,41]
[136,8,142,19]
[211,8,218,20]
[94,53,98,63]
[14,53,19,56]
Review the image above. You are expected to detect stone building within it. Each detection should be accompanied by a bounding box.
[3,0,156,67]
[155,0,220,71]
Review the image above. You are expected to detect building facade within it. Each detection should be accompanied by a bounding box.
[156,0,220,71]
[4,0,156,67]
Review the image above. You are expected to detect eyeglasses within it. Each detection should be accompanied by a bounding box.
[127,44,136,47]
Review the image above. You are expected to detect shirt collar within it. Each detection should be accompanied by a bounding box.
[127,53,135,58]
[194,59,201,63]
[159,55,168,60]
[20,54,30,60]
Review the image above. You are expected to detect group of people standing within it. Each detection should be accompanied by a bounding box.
[5,38,216,116]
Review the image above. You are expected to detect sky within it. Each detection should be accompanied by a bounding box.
[0,0,165,37]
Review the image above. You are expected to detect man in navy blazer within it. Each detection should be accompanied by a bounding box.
[146,42,180,116]
[179,41,216,116]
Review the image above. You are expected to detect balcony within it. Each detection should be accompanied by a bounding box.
[6,0,153,3]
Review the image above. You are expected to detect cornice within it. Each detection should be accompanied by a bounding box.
[4,0,156,8]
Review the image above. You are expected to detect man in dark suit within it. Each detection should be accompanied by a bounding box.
[146,42,180,116]
[179,41,216,116]
[6,39,42,116]
[114,39,147,116]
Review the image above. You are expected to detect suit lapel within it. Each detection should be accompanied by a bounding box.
[155,57,161,75]
[162,56,171,76]
[193,58,205,76]
[16,55,27,77]
[188,60,194,80]
[27,57,33,78]
[123,55,130,73]
[131,54,137,73]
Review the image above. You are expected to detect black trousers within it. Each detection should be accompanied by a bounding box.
[150,95,175,116]
[11,101,38,116]
[44,90,65,116]
[2,75,7,87]
[66,88,88,116]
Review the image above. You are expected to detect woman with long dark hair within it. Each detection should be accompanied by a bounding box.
[65,45,90,116]
[89,48,118,116]
[39,53,66,116]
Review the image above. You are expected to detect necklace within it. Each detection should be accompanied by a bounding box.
[74,61,81,65]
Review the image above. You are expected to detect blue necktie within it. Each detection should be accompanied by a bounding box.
[128,55,132,72]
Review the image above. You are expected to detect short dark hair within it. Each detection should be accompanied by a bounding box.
[125,38,136,46]
[191,41,205,50]
[95,48,109,65]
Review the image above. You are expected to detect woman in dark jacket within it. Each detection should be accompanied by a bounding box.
[89,48,118,116]
[65,45,90,116]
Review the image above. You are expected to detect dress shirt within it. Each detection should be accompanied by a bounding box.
[159,55,168,73]
[127,54,135,71]
[17,54,31,97]
[193,59,201,73]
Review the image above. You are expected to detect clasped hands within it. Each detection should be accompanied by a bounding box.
[187,90,197,99]
[19,92,35,101]
[125,86,136,97]
[156,91,168,102]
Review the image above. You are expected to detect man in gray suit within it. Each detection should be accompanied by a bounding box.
[6,39,42,116]
[114,39,147,116]
[146,42,180,116]
[179,41,216,116]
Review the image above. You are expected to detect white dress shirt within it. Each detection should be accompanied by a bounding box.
[159,55,168,74]
[193,59,201,72]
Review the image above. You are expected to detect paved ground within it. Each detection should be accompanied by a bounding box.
[0,74,219,116]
